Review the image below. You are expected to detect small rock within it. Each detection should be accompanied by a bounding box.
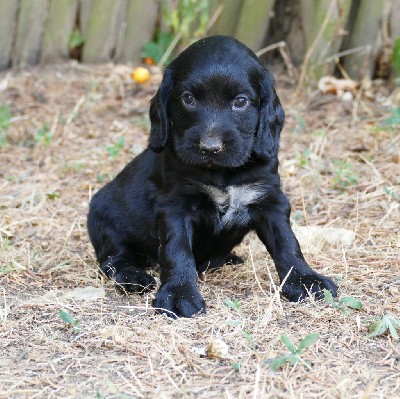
[205,338,229,359]
[293,225,355,253]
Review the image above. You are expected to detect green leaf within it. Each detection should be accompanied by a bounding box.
[288,355,301,365]
[323,289,335,305]
[269,355,291,370]
[68,29,85,49]
[46,193,60,200]
[0,104,11,130]
[242,331,256,348]
[58,310,80,329]
[367,321,386,337]
[281,335,296,353]
[224,298,242,314]
[231,361,241,371]
[388,322,399,340]
[158,32,174,52]
[296,333,320,353]
[339,296,363,310]
[141,42,163,64]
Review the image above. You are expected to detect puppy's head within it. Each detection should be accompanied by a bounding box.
[149,35,284,168]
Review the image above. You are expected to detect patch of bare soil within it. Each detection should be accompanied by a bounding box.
[0,62,399,399]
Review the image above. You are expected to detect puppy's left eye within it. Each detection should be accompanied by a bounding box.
[181,91,196,107]
[232,96,249,110]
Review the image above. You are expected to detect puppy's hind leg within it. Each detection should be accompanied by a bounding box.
[100,255,157,294]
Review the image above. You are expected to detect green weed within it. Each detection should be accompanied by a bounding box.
[107,136,125,159]
[382,107,400,131]
[383,186,400,201]
[312,129,327,137]
[323,289,363,316]
[299,147,311,168]
[141,32,174,64]
[268,333,320,370]
[142,0,209,65]
[35,124,53,146]
[366,313,399,340]
[224,298,257,353]
[332,159,358,190]
[292,114,306,134]
[0,104,12,147]
[46,192,60,200]
[68,28,85,50]
[58,310,80,332]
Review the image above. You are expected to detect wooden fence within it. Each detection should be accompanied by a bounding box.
[0,0,399,81]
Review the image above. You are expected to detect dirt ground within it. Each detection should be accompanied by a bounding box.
[0,62,399,399]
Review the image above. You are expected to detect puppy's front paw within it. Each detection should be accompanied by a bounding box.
[281,269,337,302]
[153,283,206,318]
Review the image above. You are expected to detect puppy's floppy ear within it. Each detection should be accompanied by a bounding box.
[253,69,285,160]
[149,69,173,152]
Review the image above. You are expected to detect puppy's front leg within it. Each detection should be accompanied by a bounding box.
[153,213,205,318]
[253,192,337,301]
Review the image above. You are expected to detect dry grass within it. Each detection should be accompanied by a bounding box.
[0,63,399,399]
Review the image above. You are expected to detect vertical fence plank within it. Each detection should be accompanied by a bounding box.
[82,0,124,63]
[80,0,93,38]
[209,0,243,37]
[301,0,352,79]
[234,0,275,51]
[0,0,19,71]
[118,0,158,64]
[342,0,385,80]
[284,0,307,65]
[41,0,78,63]
[14,0,49,68]
[390,0,400,39]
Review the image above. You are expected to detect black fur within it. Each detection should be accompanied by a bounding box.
[87,36,337,318]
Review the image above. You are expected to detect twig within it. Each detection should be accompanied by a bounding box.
[113,21,127,61]
[157,31,183,67]
[256,41,287,57]
[204,4,223,35]
[323,45,372,64]
[256,41,297,80]
[65,95,85,126]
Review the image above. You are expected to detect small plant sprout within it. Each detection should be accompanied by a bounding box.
[58,310,80,332]
[268,333,320,370]
[0,104,12,147]
[366,313,399,340]
[35,123,53,146]
[299,147,311,168]
[107,136,125,159]
[381,107,400,132]
[332,159,358,190]
[224,298,256,351]
[224,298,243,317]
[68,28,85,50]
[292,113,306,134]
[323,289,363,316]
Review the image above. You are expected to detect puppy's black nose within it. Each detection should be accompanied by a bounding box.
[199,136,224,154]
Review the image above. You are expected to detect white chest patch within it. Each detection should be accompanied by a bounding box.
[201,184,266,228]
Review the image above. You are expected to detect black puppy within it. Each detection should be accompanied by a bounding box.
[87,35,337,318]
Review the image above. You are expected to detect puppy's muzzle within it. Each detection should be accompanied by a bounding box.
[199,135,224,154]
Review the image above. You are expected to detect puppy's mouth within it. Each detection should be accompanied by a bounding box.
[178,146,250,169]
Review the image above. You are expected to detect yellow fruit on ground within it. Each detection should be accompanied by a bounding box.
[131,67,150,84]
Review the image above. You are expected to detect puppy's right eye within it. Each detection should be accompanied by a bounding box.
[181,92,196,107]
